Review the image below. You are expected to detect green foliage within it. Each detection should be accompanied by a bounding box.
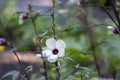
[1,0,120,80]
[99,0,107,6]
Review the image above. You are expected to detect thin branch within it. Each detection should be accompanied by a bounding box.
[3,17,30,80]
[85,22,101,76]
[78,2,101,76]
[28,4,49,80]
[51,0,60,80]
[110,0,120,28]
[101,6,118,26]
[31,17,48,80]
[51,0,56,39]
[55,61,60,80]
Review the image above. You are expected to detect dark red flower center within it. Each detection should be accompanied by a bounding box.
[53,48,59,55]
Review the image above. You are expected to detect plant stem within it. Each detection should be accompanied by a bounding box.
[31,17,48,80]
[13,50,30,80]
[55,61,60,80]
[51,0,56,39]
[110,0,120,28]
[80,2,101,76]
[86,21,101,76]
[51,0,61,80]
[3,24,30,80]
[83,19,101,76]
[101,6,118,27]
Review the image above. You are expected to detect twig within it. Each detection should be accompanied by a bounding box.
[12,50,30,80]
[55,61,60,80]
[3,22,30,80]
[51,0,60,80]
[101,6,118,26]
[51,0,56,39]
[85,22,101,76]
[110,0,120,28]
[79,2,101,76]
[31,17,48,80]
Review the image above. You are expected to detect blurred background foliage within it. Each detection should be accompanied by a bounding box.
[1,0,120,79]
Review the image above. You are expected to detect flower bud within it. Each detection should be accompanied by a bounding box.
[19,12,29,25]
[0,38,6,45]
[20,12,29,19]
[34,11,41,19]
[107,26,120,34]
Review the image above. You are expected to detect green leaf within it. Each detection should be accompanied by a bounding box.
[100,0,107,6]
[65,56,74,62]
[62,26,73,32]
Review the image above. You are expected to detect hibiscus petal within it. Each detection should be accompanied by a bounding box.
[56,39,66,49]
[57,48,65,57]
[47,55,58,63]
[42,49,52,57]
[46,38,56,49]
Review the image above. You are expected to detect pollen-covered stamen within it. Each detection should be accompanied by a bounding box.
[53,48,59,55]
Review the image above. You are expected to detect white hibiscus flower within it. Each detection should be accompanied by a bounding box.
[36,38,66,63]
